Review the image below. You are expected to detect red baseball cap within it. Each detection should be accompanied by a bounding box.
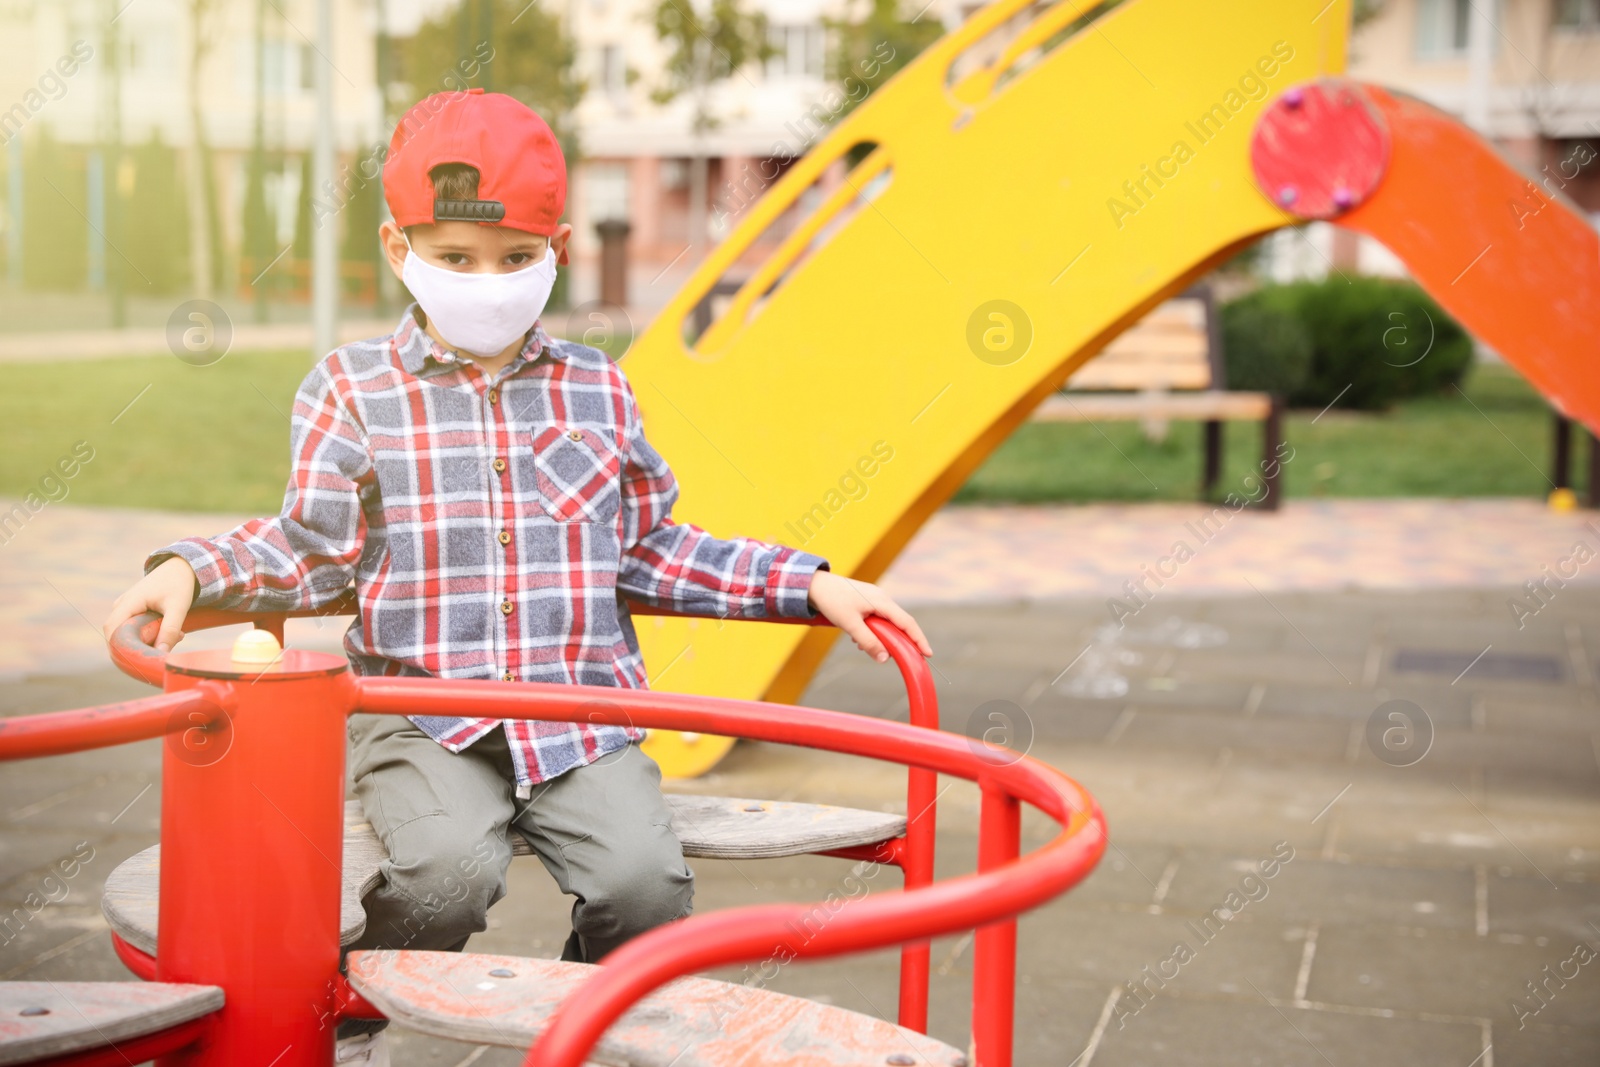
[384,88,569,264]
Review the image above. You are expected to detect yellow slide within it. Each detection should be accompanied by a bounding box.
[630,0,1349,775]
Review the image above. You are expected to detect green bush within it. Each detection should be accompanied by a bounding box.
[22,129,88,290]
[1225,277,1473,410]
[121,134,192,294]
[1220,289,1311,395]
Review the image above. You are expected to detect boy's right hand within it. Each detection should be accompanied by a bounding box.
[103,557,199,653]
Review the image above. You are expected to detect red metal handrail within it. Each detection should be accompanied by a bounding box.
[101,592,944,1032]
[351,676,1104,1067]
[0,690,219,761]
[0,600,1102,1067]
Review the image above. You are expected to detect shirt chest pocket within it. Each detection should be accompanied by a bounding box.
[529,425,623,524]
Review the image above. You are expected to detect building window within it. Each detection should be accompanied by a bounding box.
[1416,0,1506,57]
[660,158,689,191]
[120,25,178,83]
[261,40,286,92]
[1554,0,1600,28]
[599,44,627,97]
[584,162,631,223]
[766,23,825,79]
[1416,0,1471,56]
[244,39,315,96]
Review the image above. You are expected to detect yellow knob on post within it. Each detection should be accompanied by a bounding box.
[232,629,283,664]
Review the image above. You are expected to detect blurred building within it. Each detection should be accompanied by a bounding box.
[1262,0,1600,283]
[13,0,1582,319]
[0,0,381,302]
[553,0,964,310]
[0,0,955,318]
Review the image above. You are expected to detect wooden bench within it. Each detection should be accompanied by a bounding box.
[345,950,968,1067]
[1029,287,1286,509]
[103,796,908,956]
[0,982,222,1065]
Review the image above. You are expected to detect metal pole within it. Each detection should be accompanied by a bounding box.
[87,151,105,290]
[251,0,269,324]
[1202,420,1223,498]
[1552,412,1572,490]
[1262,395,1284,512]
[478,0,493,91]
[1588,429,1600,510]
[372,0,399,314]
[103,0,126,327]
[5,137,19,289]
[689,29,709,260]
[311,0,339,358]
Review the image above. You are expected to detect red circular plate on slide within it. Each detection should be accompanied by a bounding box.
[1250,79,1391,221]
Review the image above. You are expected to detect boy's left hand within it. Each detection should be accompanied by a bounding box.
[806,570,933,664]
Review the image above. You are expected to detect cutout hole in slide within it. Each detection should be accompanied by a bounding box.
[945,0,1123,109]
[684,142,887,352]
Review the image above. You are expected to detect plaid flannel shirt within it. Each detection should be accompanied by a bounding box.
[150,306,829,789]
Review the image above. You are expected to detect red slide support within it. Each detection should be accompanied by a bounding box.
[0,603,1106,1067]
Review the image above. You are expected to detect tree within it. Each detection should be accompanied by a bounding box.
[1352,0,1385,27]
[101,0,127,324]
[184,0,222,298]
[243,0,273,320]
[341,162,384,303]
[824,0,941,124]
[22,130,88,291]
[651,0,774,253]
[123,133,193,294]
[404,0,583,152]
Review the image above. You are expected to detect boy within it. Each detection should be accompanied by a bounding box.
[102,89,931,1064]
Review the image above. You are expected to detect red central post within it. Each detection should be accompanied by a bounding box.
[155,646,353,1067]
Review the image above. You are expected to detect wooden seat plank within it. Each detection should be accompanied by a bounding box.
[1032,391,1273,423]
[535,795,903,862]
[1099,333,1208,356]
[1065,365,1214,390]
[104,796,905,954]
[0,982,221,1065]
[346,950,966,1067]
[1065,296,1214,390]
[102,840,375,957]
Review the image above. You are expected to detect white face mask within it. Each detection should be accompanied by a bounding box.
[401,237,558,358]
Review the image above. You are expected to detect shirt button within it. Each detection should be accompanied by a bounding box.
[566,429,582,441]
[502,670,514,682]
[498,530,511,545]
[492,457,506,473]
[488,389,499,404]
[500,600,514,615]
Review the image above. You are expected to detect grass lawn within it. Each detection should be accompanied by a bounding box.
[0,355,1573,514]
[3,350,316,514]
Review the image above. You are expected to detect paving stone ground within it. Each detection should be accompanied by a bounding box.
[4,585,1597,1066]
[7,495,1600,680]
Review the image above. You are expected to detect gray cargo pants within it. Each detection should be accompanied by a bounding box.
[336,715,695,1038]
